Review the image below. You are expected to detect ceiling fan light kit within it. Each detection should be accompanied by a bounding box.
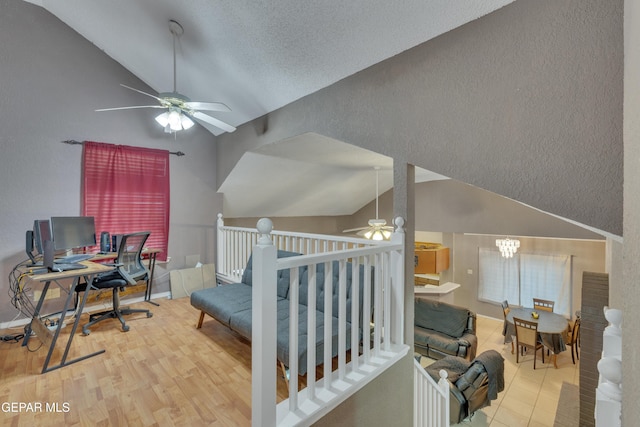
[155,108,195,133]
[343,167,394,240]
[96,19,236,134]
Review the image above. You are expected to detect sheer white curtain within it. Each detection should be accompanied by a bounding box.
[520,253,572,317]
[478,248,519,305]
[478,248,572,317]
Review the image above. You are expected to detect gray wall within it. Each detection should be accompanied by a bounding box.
[623,0,639,424]
[219,0,623,237]
[217,0,622,425]
[0,1,223,324]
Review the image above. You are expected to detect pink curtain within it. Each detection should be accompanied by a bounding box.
[82,141,170,261]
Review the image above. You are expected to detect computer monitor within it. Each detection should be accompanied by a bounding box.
[50,216,97,251]
[33,219,52,255]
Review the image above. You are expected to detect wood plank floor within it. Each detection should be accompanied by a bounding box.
[0,296,289,426]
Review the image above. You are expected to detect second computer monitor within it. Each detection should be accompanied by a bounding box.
[33,219,52,255]
[50,216,96,251]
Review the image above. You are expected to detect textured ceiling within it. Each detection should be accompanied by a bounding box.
[26,0,513,136]
[25,0,513,218]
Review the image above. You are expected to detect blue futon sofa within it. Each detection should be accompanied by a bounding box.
[190,250,372,376]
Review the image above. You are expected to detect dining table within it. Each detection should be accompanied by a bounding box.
[504,307,569,368]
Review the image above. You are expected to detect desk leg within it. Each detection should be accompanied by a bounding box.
[22,280,51,348]
[144,253,159,306]
[41,275,105,374]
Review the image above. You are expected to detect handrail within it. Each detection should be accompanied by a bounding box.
[245,217,408,427]
[414,358,450,427]
[216,213,384,284]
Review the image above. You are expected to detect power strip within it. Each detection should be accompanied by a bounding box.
[47,321,66,331]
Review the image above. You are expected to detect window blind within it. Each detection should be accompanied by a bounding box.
[82,141,170,261]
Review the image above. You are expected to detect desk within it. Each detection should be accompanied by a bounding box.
[505,307,569,368]
[22,261,114,373]
[90,248,161,306]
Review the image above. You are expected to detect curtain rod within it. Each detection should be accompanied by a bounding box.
[61,140,185,157]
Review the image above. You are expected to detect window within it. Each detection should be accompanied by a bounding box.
[478,248,572,317]
[82,141,170,261]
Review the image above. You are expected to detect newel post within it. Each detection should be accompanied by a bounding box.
[390,216,405,344]
[252,218,277,427]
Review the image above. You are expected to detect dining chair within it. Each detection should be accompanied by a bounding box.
[566,317,581,364]
[513,317,545,369]
[500,300,514,354]
[533,298,555,312]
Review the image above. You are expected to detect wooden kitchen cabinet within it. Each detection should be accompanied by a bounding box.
[414,242,450,274]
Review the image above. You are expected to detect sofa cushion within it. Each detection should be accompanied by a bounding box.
[241,250,302,298]
[228,298,352,375]
[190,283,254,326]
[414,327,468,356]
[298,261,373,320]
[275,301,351,376]
[414,298,470,338]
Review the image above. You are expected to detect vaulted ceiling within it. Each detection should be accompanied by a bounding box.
[27,0,513,136]
[26,0,514,217]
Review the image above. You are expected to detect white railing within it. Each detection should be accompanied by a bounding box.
[596,306,622,427]
[414,358,450,427]
[247,217,409,427]
[216,213,380,284]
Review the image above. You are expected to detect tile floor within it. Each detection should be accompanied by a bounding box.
[437,315,580,427]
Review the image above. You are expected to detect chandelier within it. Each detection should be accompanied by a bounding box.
[496,237,520,258]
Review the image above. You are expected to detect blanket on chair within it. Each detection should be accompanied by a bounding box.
[425,355,471,384]
[473,349,505,400]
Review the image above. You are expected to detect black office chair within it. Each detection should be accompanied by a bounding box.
[79,231,153,335]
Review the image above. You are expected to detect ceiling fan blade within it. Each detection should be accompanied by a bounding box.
[120,84,163,102]
[192,111,236,133]
[95,105,165,112]
[343,227,370,233]
[184,101,231,112]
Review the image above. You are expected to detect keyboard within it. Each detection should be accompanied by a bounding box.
[54,254,93,264]
[51,263,88,272]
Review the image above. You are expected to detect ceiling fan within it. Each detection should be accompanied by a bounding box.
[343,167,394,240]
[96,20,236,134]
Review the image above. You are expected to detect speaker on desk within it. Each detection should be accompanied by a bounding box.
[100,231,110,253]
[26,230,34,253]
[111,234,123,252]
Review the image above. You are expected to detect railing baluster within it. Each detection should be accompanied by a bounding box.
[288,266,299,411]
[373,253,382,356]
[351,256,360,372]
[323,260,333,389]
[362,255,372,364]
[307,262,317,398]
[338,259,347,380]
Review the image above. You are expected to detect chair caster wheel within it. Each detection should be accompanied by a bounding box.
[122,325,130,332]
[83,329,90,336]
[147,312,153,318]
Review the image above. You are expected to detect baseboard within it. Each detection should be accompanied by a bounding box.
[0,291,171,330]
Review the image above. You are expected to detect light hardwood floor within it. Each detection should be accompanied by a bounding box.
[0,298,578,427]
[0,296,284,426]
